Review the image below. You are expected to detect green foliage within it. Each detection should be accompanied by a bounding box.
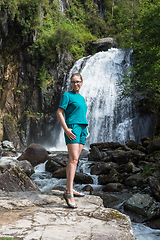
[141,165,155,176]
[37,63,53,88]
[0,238,15,240]
[0,0,145,88]
[118,0,160,115]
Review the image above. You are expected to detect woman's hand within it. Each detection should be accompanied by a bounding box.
[65,128,76,140]
[86,128,90,139]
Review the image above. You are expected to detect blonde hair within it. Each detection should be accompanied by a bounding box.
[71,73,83,82]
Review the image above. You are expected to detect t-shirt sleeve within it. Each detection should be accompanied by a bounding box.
[58,93,69,110]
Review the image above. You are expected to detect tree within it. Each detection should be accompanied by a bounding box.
[119,0,160,117]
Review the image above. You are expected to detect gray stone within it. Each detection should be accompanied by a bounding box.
[102,183,124,192]
[0,190,136,240]
[148,138,160,153]
[45,158,63,173]
[125,174,144,187]
[75,172,93,184]
[91,37,118,52]
[124,193,160,221]
[88,146,102,161]
[98,172,121,185]
[91,162,118,175]
[125,139,147,153]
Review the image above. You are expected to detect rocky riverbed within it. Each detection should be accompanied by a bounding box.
[1,136,160,239]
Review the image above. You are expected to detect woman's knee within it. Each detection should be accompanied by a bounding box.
[69,155,78,165]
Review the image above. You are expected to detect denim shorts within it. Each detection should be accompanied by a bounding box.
[64,124,88,145]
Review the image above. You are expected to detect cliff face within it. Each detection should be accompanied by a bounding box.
[0,4,75,149]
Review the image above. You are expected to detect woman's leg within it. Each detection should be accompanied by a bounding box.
[66,143,84,204]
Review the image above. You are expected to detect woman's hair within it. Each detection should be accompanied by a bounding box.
[71,73,83,82]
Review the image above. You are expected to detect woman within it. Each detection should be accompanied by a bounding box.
[56,73,90,208]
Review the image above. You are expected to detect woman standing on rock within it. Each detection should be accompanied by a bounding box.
[56,73,90,208]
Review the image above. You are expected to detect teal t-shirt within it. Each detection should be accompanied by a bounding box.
[58,91,88,126]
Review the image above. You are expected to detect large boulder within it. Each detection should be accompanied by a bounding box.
[124,174,145,187]
[125,139,147,153]
[124,193,160,221]
[0,164,39,192]
[17,143,48,167]
[45,158,64,173]
[91,162,118,175]
[147,138,160,153]
[74,172,93,184]
[98,172,122,185]
[102,183,124,192]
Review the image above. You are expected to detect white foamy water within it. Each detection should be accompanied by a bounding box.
[54,48,153,150]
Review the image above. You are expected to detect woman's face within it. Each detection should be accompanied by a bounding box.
[71,75,83,93]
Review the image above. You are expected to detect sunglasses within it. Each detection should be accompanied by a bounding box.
[71,81,82,84]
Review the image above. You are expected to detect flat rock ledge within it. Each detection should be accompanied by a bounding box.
[0,190,136,240]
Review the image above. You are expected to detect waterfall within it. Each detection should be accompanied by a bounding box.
[52,48,154,150]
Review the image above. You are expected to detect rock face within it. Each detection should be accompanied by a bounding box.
[0,190,136,240]
[91,37,118,52]
[0,164,39,192]
[0,7,75,150]
[17,143,49,166]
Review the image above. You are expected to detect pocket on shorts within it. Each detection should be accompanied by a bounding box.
[81,126,88,137]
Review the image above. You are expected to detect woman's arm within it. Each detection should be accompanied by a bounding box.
[56,108,76,140]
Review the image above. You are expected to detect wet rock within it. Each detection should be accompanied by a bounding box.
[91,162,118,175]
[45,158,64,173]
[52,167,66,178]
[124,174,145,187]
[88,146,102,161]
[75,172,93,184]
[148,138,160,154]
[79,149,89,159]
[102,183,124,192]
[103,150,146,164]
[98,172,122,185]
[148,176,160,202]
[48,153,68,166]
[82,185,93,193]
[124,193,160,221]
[17,143,48,167]
[141,136,150,147]
[119,162,134,173]
[125,139,147,153]
[0,164,39,192]
[90,142,122,151]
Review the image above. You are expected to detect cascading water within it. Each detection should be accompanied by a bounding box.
[31,48,157,239]
[53,48,154,150]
